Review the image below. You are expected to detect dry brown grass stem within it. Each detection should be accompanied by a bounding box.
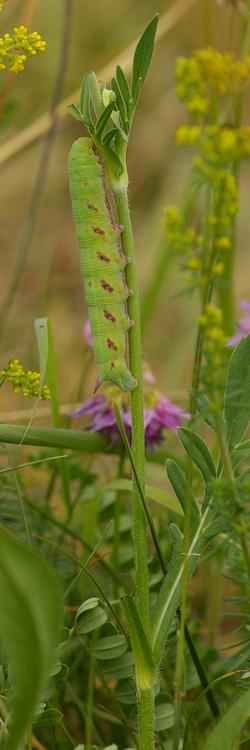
[0,0,199,166]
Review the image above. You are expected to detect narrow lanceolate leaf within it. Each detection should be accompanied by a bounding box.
[0,526,62,750]
[67,104,82,121]
[121,596,156,691]
[166,459,199,534]
[132,14,159,105]
[231,439,250,469]
[99,477,183,515]
[35,317,71,514]
[150,524,183,667]
[151,499,213,668]
[95,101,115,138]
[202,688,250,750]
[79,73,94,130]
[178,428,217,485]
[116,65,131,107]
[224,333,250,449]
[34,317,48,395]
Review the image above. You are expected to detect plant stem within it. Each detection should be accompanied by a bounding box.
[114,187,153,750]
[85,631,98,749]
[112,452,125,598]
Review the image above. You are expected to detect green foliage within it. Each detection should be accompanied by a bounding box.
[122,596,156,691]
[224,333,250,449]
[131,15,159,105]
[0,525,62,750]
[202,688,250,750]
[68,14,158,188]
[178,427,217,485]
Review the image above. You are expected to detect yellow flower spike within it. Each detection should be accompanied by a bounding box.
[212,262,224,276]
[205,304,222,322]
[216,236,231,251]
[187,256,200,270]
[187,95,209,115]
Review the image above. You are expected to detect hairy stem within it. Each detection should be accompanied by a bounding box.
[114,187,153,750]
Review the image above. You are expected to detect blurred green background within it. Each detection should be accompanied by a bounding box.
[0,0,249,416]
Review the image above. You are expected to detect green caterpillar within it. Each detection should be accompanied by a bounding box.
[68,137,137,391]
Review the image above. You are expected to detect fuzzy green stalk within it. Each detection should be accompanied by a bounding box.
[114,186,154,750]
[112,452,125,598]
[86,630,98,749]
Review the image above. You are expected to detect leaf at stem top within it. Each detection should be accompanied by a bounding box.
[79,74,94,131]
[132,14,159,106]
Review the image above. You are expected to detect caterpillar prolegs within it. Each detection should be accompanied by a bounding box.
[68,137,137,391]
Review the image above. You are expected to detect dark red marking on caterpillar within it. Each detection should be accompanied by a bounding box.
[92,226,105,235]
[103,310,116,322]
[87,203,98,212]
[107,338,118,351]
[97,252,110,263]
[101,280,114,292]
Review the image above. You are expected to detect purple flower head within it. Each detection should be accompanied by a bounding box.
[227,301,250,348]
[70,387,190,452]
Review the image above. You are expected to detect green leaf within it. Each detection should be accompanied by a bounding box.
[0,525,62,750]
[34,317,48,394]
[116,65,131,107]
[95,101,115,138]
[75,598,107,634]
[132,14,158,105]
[231,439,250,469]
[76,597,99,617]
[116,679,137,705]
[35,318,71,514]
[102,127,119,146]
[202,688,250,750]
[92,635,127,661]
[196,393,215,430]
[166,460,199,532]
[111,77,128,133]
[121,596,156,692]
[155,695,174,732]
[150,524,183,667]
[67,104,82,122]
[34,707,63,726]
[99,477,183,515]
[178,427,217,484]
[102,651,134,680]
[224,334,250,449]
[79,73,94,130]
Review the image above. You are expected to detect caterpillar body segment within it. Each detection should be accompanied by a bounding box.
[68,137,137,392]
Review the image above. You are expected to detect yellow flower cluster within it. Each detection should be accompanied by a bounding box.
[177,124,250,166]
[163,206,204,286]
[0,0,6,12]
[176,48,250,117]
[0,25,46,73]
[0,359,50,399]
[199,304,227,390]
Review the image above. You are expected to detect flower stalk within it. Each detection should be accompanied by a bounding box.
[114,186,154,750]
